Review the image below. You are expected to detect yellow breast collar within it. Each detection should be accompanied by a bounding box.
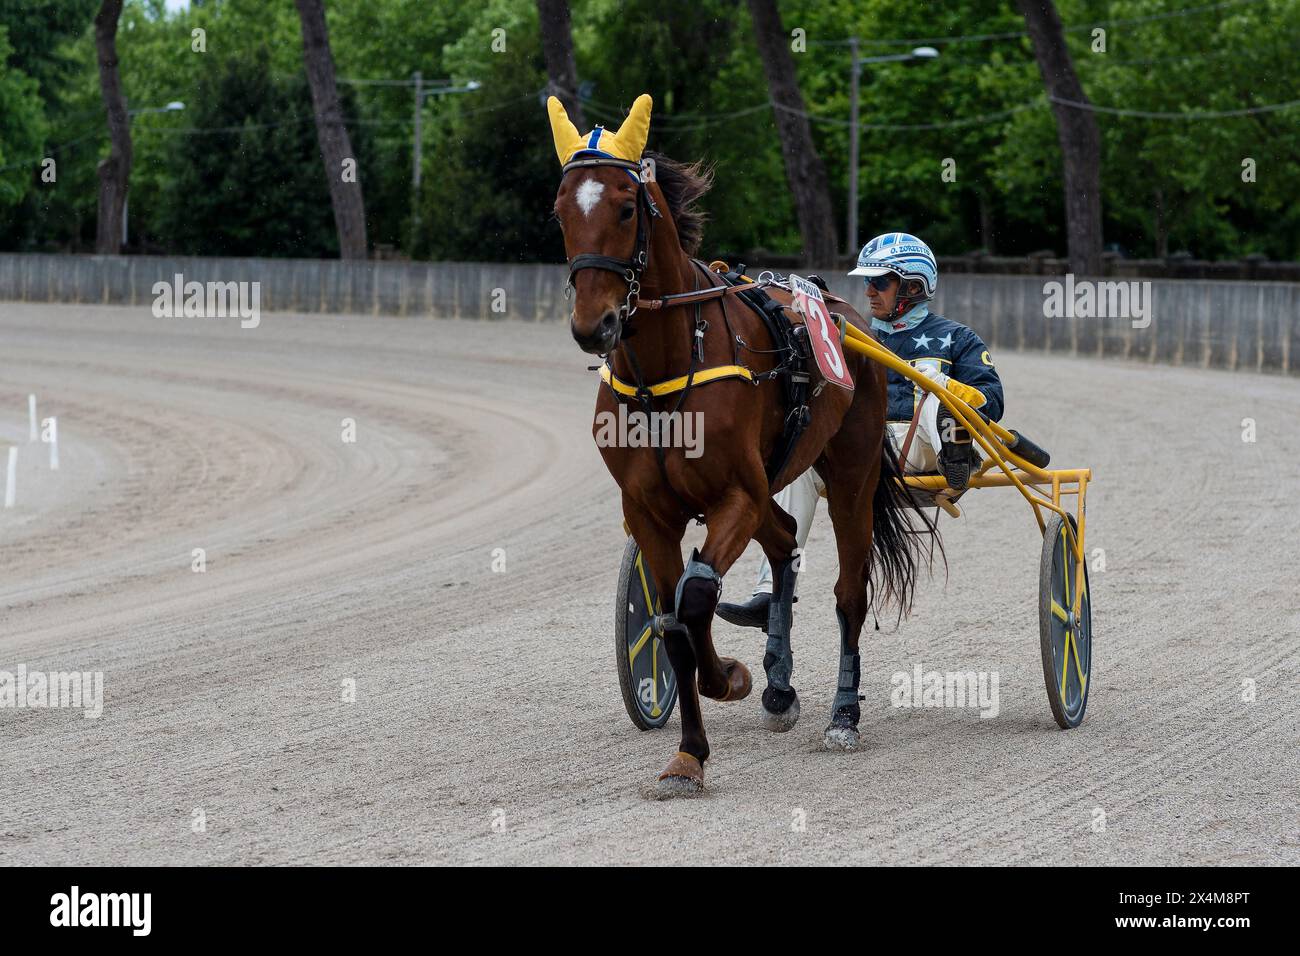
[599,362,755,398]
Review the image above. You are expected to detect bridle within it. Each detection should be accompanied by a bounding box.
[562,155,823,319]
[561,155,661,325]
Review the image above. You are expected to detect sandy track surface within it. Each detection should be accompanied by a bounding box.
[1,303,1296,866]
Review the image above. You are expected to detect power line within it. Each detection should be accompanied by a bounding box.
[817,0,1270,48]
[136,117,320,135]
[0,126,103,174]
[772,98,1045,130]
[584,100,772,132]
[1075,41,1300,66]
[126,90,540,137]
[581,94,758,123]
[1047,95,1300,118]
[336,76,418,87]
[770,91,1300,130]
[942,35,1299,68]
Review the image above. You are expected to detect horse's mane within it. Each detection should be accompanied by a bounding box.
[644,151,713,256]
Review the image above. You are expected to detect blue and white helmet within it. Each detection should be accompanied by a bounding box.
[848,232,938,300]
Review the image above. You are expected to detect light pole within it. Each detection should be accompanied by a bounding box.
[123,100,185,248]
[410,75,481,250]
[846,45,938,257]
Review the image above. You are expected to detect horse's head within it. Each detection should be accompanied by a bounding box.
[549,94,654,355]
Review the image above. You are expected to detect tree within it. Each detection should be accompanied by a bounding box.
[156,50,357,258]
[294,0,367,259]
[0,0,99,101]
[745,0,837,266]
[0,25,48,210]
[92,0,130,254]
[423,1,560,262]
[1016,0,1102,274]
[536,0,585,130]
[4,0,1298,264]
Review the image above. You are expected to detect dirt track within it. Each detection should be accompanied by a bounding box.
[1,302,1296,866]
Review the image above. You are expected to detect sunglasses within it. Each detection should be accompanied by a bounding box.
[864,274,898,291]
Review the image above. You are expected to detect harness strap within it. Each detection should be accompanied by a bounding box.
[609,270,715,525]
[600,363,755,398]
[635,276,853,312]
[635,281,755,310]
[898,399,924,476]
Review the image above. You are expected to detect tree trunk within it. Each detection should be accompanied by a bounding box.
[979,191,995,254]
[1016,0,1103,275]
[93,0,131,256]
[746,0,837,267]
[1153,186,1168,258]
[536,0,585,130]
[295,0,368,259]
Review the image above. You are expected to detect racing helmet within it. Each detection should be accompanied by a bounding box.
[848,232,938,318]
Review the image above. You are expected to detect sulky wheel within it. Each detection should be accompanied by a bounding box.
[615,536,678,730]
[1039,512,1092,729]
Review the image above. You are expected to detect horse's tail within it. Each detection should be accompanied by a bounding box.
[866,437,944,620]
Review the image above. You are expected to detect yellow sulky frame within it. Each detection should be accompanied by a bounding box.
[838,320,1092,624]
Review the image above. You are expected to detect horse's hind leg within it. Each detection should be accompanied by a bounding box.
[821,460,879,751]
[751,499,802,731]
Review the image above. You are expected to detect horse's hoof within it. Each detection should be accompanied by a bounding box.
[759,687,800,732]
[718,658,752,702]
[654,751,704,797]
[823,723,861,751]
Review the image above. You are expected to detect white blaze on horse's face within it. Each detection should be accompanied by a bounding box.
[575,178,605,218]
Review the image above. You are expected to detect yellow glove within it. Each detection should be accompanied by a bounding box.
[914,364,986,409]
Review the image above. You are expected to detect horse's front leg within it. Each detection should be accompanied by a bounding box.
[682,485,765,704]
[621,502,710,795]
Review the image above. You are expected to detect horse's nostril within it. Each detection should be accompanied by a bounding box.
[600,311,618,332]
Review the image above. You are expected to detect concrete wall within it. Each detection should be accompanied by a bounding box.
[1,253,1296,375]
[820,271,1299,376]
[0,254,571,322]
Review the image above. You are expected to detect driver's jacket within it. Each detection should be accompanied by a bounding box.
[876,311,1004,424]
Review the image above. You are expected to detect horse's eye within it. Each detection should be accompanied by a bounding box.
[620,204,635,222]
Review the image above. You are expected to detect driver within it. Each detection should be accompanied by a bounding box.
[717,232,1004,628]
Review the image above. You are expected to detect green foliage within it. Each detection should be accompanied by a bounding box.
[0,0,98,100]
[0,0,1297,262]
[154,49,371,257]
[0,24,49,207]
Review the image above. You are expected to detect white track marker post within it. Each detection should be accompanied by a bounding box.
[4,447,15,508]
[46,416,59,471]
[28,394,37,441]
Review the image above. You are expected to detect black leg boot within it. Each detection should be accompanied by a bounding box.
[759,554,800,732]
[823,608,863,750]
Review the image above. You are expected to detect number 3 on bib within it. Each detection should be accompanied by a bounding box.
[790,275,854,391]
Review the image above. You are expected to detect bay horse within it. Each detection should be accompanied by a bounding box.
[549,94,934,795]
